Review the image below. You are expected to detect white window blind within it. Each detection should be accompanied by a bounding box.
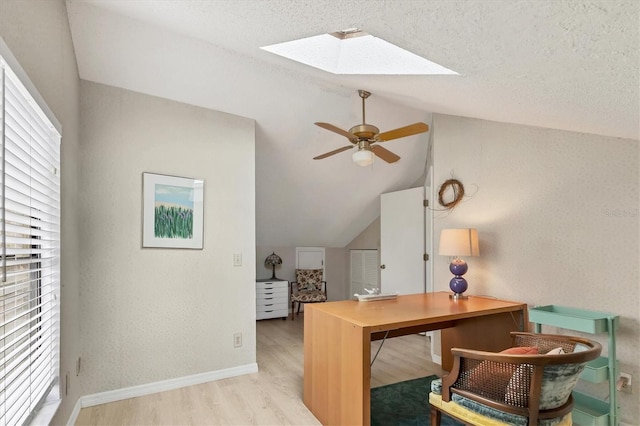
[0,47,61,426]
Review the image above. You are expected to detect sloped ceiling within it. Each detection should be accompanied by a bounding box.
[65,0,639,247]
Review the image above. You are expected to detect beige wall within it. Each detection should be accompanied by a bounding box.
[0,0,82,423]
[78,81,256,393]
[432,113,639,423]
[347,217,381,250]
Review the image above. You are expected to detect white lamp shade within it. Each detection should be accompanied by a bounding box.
[438,228,480,257]
[352,149,374,166]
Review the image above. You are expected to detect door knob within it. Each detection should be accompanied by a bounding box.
[380,264,386,269]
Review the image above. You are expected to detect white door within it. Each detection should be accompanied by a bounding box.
[295,247,325,272]
[350,249,379,296]
[380,187,425,295]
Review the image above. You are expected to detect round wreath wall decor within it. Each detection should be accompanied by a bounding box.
[438,178,465,209]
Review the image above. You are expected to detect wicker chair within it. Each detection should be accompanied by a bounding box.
[289,269,326,320]
[429,332,602,426]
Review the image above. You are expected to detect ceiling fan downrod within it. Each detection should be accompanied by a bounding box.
[349,90,378,139]
[359,90,371,124]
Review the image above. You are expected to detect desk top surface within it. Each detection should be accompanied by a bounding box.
[306,292,526,330]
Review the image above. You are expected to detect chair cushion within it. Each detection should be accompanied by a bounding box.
[430,392,516,425]
[431,378,443,394]
[291,290,326,303]
[503,346,539,355]
[450,394,571,426]
[295,269,323,291]
[430,380,572,426]
[429,390,573,426]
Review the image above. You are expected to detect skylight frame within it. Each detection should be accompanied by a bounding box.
[261,29,458,76]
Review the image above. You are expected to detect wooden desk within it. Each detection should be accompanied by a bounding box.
[303,292,528,425]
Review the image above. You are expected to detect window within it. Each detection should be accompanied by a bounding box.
[0,39,61,426]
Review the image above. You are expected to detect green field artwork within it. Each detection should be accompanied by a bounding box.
[154,184,194,239]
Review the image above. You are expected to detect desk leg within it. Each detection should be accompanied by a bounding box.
[304,308,370,425]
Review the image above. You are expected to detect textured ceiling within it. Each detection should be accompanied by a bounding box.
[65,0,640,247]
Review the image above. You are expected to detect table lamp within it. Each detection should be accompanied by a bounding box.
[438,228,479,299]
[264,252,283,279]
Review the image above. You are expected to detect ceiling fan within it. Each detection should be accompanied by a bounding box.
[314,90,429,166]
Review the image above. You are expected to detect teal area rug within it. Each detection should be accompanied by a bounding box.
[370,376,464,426]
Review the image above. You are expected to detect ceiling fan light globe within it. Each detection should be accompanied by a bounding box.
[352,150,374,167]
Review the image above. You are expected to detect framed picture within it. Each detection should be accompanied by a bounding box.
[142,173,204,249]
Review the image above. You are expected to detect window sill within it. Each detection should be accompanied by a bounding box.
[29,386,61,426]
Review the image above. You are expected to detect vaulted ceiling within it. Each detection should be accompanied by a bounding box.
[65,0,639,247]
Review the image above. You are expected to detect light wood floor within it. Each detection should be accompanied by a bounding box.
[75,315,445,425]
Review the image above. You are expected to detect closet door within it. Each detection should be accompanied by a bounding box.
[350,249,379,296]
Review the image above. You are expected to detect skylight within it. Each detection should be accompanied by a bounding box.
[261,29,458,75]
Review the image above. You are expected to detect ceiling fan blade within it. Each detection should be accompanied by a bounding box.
[313,145,353,160]
[315,122,357,141]
[371,145,400,163]
[376,122,429,142]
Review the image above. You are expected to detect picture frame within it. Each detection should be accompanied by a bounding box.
[142,173,204,249]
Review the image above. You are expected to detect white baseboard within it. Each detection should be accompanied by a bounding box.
[66,363,258,425]
[67,398,82,426]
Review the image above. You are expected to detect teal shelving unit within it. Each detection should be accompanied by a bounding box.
[529,305,620,426]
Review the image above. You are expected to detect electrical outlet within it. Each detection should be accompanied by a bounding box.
[619,372,632,393]
[233,332,242,348]
[233,253,242,267]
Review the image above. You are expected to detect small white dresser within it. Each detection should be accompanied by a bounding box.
[256,279,289,320]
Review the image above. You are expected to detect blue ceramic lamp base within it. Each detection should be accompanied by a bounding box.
[449,258,469,299]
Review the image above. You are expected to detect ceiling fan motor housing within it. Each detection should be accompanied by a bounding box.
[349,124,379,140]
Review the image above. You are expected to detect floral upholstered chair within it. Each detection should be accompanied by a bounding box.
[429,332,601,426]
[290,269,326,320]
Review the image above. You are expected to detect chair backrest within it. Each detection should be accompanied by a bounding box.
[295,269,323,292]
[511,333,601,410]
[445,332,602,424]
